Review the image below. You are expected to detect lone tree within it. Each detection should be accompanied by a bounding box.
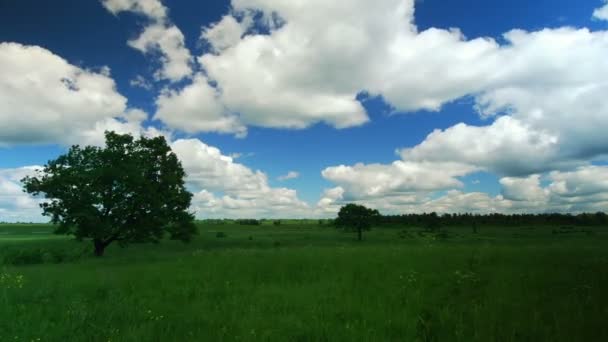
[335,203,380,241]
[22,131,196,256]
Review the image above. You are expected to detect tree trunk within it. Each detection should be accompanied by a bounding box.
[93,239,106,257]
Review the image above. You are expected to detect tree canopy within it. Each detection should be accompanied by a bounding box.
[335,203,380,241]
[22,132,196,256]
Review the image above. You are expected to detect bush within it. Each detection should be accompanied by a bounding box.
[216,232,227,238]
[1,245,89,266]
[3,249,44,265]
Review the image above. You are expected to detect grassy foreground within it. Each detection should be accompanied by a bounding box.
[1,222,608,341]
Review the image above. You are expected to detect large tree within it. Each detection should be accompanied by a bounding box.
[335,203,380,241]
[22,132,196,256]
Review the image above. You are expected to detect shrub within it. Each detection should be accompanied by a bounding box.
[1,245,89,266]
[3,249,44,265]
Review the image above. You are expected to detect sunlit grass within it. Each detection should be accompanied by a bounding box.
[1,223,607,341]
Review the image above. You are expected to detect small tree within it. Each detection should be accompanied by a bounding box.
[335,204,380,241]
[22,131,196,257]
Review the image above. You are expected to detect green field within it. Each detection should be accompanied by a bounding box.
[1,222,608,341]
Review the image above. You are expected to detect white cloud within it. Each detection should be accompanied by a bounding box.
[422,191,510,214]
[171,139,310,218]
[278,171,299,181]
[0,139,312,221]
[322,161,477,199]
[500,175,548,202]
[128,23,193,82]
[593,1,608,21]
[319,165,608,215]
[130,75,153,90]
[498,167,608,213]
[548,166,608,199]
[317,160,478,215]
[175,1,608,164]
[97,1,608,176]
[0,167,45,222]
[400,116,567,176]
[76,109,169,147]
[0,42,130,146]
[155,74,246,136]
[101,0,167,20]
[102,0,193,82]
[201,15,249,53]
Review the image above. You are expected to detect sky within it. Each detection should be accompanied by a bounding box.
[1,0,608,221]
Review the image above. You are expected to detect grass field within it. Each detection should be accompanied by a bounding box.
[1,222,608,341]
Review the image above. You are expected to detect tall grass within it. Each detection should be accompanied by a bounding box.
[1,223,607,341]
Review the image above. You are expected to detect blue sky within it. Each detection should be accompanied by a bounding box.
[1,0,608,221]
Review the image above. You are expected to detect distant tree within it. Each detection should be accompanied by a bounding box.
[335,204,380,241]
[424,212,442,232]
[237,219,261,226]
[22,132,196,257]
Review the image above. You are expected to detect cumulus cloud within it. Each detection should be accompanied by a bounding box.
[159,1,608,165]
[76,109,169,147]
[155,74,246,136]
[319,165,608,215]
[322,161,477,199]
[201,15,249,53]
[318,160,478,215]
[171,139,310,218]
[498,167,608,213]
[101,0,167,20]
[1,138,311,221]
[400,116,567,176]
[0,42,134,146]
[594,1,608,21]
[0,167,45,222]
[500,175,548,202]
[389,28,608,177]
[128,23,193,82]
[102,0,193,82]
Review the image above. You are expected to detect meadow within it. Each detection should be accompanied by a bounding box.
[1,221,608,341]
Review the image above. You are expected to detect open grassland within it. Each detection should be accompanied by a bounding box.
[1,222,608,341]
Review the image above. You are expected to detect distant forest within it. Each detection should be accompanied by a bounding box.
[378,212,608,227]
[7,212,608,227]
[199,212,608,228]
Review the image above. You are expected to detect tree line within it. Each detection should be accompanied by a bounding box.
[376,212,608,227]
